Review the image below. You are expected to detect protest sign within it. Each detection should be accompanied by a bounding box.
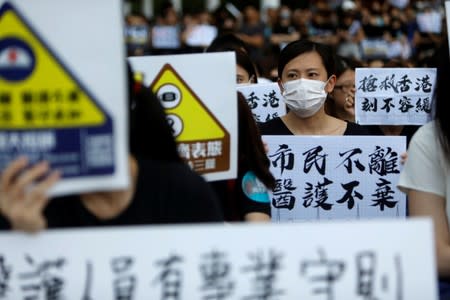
[263,135,406,221]
[0,0,128,195]
[355,68,436,125]
[0,219,437,299]
[237,82,287,123]
[129,52,237,181]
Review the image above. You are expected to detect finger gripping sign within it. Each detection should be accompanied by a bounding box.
[0,3,115,185]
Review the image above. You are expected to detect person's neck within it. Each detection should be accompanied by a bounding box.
[282,110,344,135]
[336,110,355,123]
[379,125,404,136]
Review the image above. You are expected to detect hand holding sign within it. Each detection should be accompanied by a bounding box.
[344,90,355,116]
[0,157,60,232]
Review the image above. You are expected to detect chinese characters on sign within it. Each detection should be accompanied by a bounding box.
[128,52,238,182]
[237,83,287,123]
[264,136,406,222]
[0,220,437,299]
[0,0,129,196]
[355,68,436,125]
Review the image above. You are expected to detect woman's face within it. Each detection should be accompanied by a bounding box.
[280,51,335,92]
[333,69,355,108]
[236,64,251,84]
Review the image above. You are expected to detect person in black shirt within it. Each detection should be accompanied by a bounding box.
[0,64,224,232]
[259,39,369,136]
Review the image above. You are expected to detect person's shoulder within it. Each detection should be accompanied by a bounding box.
[343,121,372,135]
[409,121,436,146]
[135,158,224,223]
[258,117,286,135]
[138,158,201,182]
[137,158,218,196]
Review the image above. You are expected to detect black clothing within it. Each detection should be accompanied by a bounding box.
[259,117,370,136]
[211,168,271,222]
[364,125,420,147]
[0,159,224,230]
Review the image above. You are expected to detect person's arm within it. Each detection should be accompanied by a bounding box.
[408,189,450,279]
[236,32,264,48]
[0,157,60,232]
[244,212,270,222]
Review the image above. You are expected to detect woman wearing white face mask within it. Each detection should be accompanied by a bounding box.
[259,39,369,136]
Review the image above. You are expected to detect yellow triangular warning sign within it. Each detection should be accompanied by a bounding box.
[150,63,230,174]
[150,64,227,141]
[0,3,106,129]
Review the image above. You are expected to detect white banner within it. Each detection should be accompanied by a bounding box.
[237,82,287,123]
[0,219,437,299]
[263,135,407,221]
[355,68,436,125]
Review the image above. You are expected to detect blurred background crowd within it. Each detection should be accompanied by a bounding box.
[124,0,447,81]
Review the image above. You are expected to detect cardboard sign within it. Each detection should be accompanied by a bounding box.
[0,219,437,299]
[0,0,128,195]
[263,135,407,222]
[236,82,287,123]
[128,52,237,181]
[355,68,436,125]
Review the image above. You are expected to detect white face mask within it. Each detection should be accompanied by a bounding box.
[281,78,328,118]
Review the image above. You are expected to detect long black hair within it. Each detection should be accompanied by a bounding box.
[127,63,181,162]
[277,39,336,79]
[237,92,275,189]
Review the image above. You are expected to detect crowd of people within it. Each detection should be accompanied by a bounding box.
[126,0,446,79]
[2,0,450,298]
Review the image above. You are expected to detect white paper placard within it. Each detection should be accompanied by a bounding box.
[128,52,237,181]
[263,135,407,222]
[151,25,180,49]
[0,219,437,299]
[0,0,128,196]
[355,68,436,125]
[185,24,218,47]
[237,82,287,123]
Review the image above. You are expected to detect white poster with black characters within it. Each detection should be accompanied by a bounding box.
[236,82,287,123]
[0,219,437,299]
[263,135,407,222]
[355,68,436,125]
[0,0,128,195]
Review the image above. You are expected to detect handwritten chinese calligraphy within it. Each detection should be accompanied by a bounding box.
[265,136,406,221]
[355,68,436,125]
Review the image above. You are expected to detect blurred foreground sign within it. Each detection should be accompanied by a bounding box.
[0,0,128,195]
[0,219,437,299]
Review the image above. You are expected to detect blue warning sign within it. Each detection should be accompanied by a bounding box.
[0,2,115,179]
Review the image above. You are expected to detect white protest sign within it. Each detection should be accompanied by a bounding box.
[237,82,287,123]
[0,219,437,299]
[128,53,237,181]
[151,25,180,49]
[416,10,442,34]
[263,135,406,222]
[0,0,128,196]
[185,24,218,47]
[355,68,436,125]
